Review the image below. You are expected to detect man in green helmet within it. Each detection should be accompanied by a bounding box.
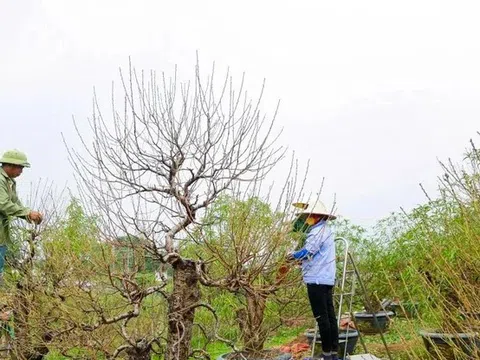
[0,149,43,278]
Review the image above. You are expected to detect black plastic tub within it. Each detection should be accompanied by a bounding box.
[353,311,394,334]
[419,330,480,359]
[305,329,359,359]
[388,302,419,318]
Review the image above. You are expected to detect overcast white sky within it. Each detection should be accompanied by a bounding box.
[2,0,480,227]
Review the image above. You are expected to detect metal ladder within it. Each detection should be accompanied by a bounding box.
[311,237,393,360]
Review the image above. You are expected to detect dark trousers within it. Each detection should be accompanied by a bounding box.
[307,284,339,353]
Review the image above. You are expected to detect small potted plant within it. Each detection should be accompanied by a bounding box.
[353,295,395,335]
[419,314,480,360]
[387,297,420,319]
[419,293,480,359]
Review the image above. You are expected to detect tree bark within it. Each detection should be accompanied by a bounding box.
[165,259,200,360]
[126,345,151,360]
[237,292,267,353]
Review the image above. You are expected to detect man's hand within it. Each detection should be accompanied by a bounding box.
[28,211,43,224]
[285,253,295,262]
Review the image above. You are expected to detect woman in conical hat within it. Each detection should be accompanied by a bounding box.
[287,201,339,360]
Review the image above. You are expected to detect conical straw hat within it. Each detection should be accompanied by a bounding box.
[292,201,337,220]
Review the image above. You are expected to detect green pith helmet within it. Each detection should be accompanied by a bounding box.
[0,149,30,168]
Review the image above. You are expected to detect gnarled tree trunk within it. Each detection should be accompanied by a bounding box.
[126,344,152,360]
[165,259,200,360]
[237,292,267,353]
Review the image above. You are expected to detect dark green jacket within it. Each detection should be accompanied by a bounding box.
[0,168,30,245]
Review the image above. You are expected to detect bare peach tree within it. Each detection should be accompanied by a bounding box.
[7,184,170,360]
[65,59,285,360]
[5,181,66,360]
[189,194,306,356]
